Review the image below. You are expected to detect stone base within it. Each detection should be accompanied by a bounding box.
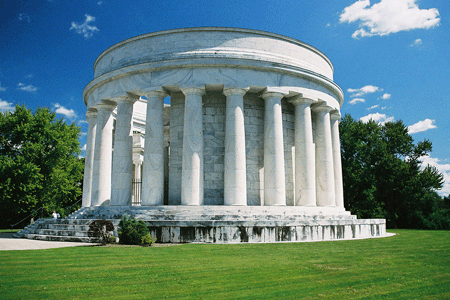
[16,206,387,243]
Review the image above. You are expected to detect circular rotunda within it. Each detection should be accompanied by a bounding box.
[76,27,386,243]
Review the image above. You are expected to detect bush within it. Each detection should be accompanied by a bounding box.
[141,233,156,247]
[88,219,115,245]
[118,215,151,245]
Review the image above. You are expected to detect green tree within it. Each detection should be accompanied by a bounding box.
[339,114,445,229]
[0,105,84,228]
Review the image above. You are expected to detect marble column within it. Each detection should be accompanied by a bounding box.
[141,90,166,206]
[330,112,344,208]
[91,100,116,206]
[290,97,316,207]
[181,88,205,205]
[81,109,97,207]
[111,95,138,206]
[133,159,142,204]
[223,88,247,206]
[262,92,286,206]
[313,105,335,207]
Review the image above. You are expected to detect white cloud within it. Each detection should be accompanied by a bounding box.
[17,83,38,92]
[0,82,7,92]
[360,112,394,125]
[380,93,391,100]
[349,98,365,105]
[340,0,440,39]
[410,38,423,47]
[408,119,437,134]
[421,155,450,196]
[348,85,382,97]
[367,105,379,110]
[0,99,15,112]
[81,144,87,151]
[54,103,77,119]
[97,1,103,5]
[70,14,99,39]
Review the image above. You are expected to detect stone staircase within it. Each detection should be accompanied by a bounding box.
[14,218,119,242]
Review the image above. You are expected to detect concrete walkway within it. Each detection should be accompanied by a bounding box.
[0,232,97,251]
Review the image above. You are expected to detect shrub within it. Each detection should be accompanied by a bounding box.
[88,219,115,245]
[141,233,156,247]
[118,215,150,245]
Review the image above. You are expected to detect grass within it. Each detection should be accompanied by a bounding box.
[0,230,449,299]
[0,229,19,233]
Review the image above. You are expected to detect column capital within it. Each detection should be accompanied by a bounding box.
[312,104,333,113]
[133,159,143,166]
[261,91,285,100]
[114,93,140,104]
[290,97,315,106]
[144,90,167,99]
[223,88,247,97]
[86,108,98,118]
[181,87,205,97]
[96,100,117,111]
[330,110,341,120]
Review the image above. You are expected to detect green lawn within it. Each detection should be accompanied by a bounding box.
[0,230,449,299]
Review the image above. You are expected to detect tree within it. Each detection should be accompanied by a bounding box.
[0,105,84,228]
[339,114,445,229]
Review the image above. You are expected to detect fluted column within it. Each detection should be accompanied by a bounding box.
[91,100,116,206]
[181,88,205,205]
[290,97,316,206]
[262,92,286,206]
[111,95,138,206]
[223,88,247,206]
[82,109,97,207]
[141,90,167,206]
[331,112,344,208]
[313,105,335,207]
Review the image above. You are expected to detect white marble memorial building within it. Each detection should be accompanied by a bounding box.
[75,28,385,243]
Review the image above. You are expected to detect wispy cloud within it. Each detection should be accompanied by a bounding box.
[18,13,31,23]
[360,112,394,125]
[410,38,423,47]
[421,155,450,196]
[0,99,15,112]
[408,119,437,134]
[340,0,440,39]
[17,83,38,92]
[54,103,77,119]
[0,82,7,92]
[348,85,382,97]
[70,14,99,39]
[348,98,364,105]
[367,105,379,110]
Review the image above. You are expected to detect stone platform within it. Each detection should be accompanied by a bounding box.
[17,206,386,244]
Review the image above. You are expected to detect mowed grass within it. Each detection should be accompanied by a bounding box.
[0,230,449,299]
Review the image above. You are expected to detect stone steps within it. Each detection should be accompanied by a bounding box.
[15,207,383,244]
[19,233,95,243]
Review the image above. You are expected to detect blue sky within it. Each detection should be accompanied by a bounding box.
[1,0,449,195]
